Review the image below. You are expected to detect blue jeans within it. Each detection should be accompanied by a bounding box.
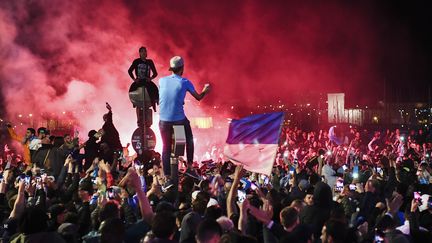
[159,118,194,176]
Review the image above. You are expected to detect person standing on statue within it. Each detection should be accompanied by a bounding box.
[128,46,159,127]
[158,56,211,177]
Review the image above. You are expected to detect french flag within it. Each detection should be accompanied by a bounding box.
[224,112,285,175]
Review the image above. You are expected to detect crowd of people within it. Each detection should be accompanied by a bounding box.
[0,109,432,243]
[0,48,432,243]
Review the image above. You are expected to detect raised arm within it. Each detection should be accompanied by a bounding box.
[6,124,24,144]
[190,84,211,101]
[10,180,26,219]
[128,168,154,224]
[227,165,244,218]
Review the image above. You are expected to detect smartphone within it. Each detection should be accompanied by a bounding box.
[237,190,246,203]
[134,160,143,171]
[419,177,428,185]
[353,166,359,179]
[35,176,42,189]
[376,167,383,174]
[342,165,348,171]
[374,234,384,243]
[349,184,357,191]
[335,178,344,192]
[414,191,421,201]
[263,177,269,186]
[374,229,385,243]
[107,188,115,200]
[25,176,31,185]
[251,183,258,191]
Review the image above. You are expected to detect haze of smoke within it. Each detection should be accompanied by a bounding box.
[0,0,404,155]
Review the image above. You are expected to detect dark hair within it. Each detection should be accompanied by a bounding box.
[199,179,210,192]
[53,136,65,147]
[280,207,298,229]
[37,127,47,135]
[193,192,210,215]
[18,206,48,234]
[170,66,183,74]
[27,128,36,135]
[63,212,78,224]
[88,130,97,138]
[324,219,347,243]
[152,212,176,239]
[196,219,222,243]
[205,205,223,220]
[99,218,125,243]
[180,176,195,193]
[99,201,120,222]
[139,46,146,52]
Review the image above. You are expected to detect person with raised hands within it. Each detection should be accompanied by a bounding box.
[120,167,154,224]
[226,165,244,219]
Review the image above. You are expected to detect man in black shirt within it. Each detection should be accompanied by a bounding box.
[128,47,157,82]
[128,47,158,126]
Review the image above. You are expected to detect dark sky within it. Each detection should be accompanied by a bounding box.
[0,0,431,120]
[373,0,432,103]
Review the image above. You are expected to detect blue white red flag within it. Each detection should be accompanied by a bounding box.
[224,112,284,175]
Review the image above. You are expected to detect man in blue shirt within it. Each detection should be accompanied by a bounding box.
[158,56,211,176]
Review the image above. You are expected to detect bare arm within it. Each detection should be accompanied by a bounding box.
[227,165,244,218]
[10,181,26,219]
[128,61,136,81]
[190,84,211,101]
[149,60,158,80]
[237,199,249,234]
[128,168,154,223]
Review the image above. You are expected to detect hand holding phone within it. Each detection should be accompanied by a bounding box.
[237,190,246,203]
[24,175,31,185]
[353,166,359,179]
[414,192,421,202]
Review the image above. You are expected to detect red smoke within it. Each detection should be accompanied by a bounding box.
[0,1,407,157]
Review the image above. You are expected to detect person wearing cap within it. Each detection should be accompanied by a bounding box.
[158,56,211,177]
